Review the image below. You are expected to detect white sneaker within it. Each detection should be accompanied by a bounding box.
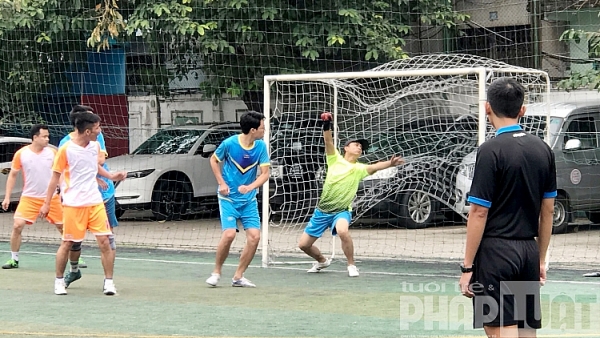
[54,279,67,295]
[206,273,220,287]
[103,279,117,295]
[347,265,359,277]
[232,277,256,287]
[307,258,332,273]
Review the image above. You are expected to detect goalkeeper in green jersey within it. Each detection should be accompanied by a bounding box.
[298,112,405,277]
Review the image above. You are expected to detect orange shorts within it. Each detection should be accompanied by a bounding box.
[14,195,63,225]
[62,204,111,242]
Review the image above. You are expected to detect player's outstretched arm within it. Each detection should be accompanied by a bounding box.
[538,197,554,285]
[210,154,229,196]
[40,171,61,217]
[97,165,126,182]
[2,169,19,210]
[459,204,488,298]
[321,112,335,156]
[239,166,269,194]
[366,155,405,175]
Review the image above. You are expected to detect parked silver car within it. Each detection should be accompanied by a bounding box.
[455,101,600,233]
[107,122,240,221]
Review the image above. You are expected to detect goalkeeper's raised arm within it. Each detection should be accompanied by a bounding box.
[320,112,336,156]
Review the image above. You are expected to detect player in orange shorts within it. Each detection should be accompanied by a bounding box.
[1,124,75,269]
[40,112,126,295]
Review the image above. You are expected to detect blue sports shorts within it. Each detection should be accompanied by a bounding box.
[103,196,119,228]
[218,197,260,232]
[304,209,351,238]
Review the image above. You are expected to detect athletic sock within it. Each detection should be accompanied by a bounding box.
[70,261,79,273]
[11,252,18,261]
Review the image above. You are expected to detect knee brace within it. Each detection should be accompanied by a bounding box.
[71,242,82,252]
[109,235,116,251]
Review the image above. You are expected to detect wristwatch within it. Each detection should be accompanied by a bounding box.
[460,263,474,273]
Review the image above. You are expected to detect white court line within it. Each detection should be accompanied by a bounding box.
[2,249,600,285]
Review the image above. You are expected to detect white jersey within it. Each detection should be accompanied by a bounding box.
[11,145,56,198]
[53,140,103,207]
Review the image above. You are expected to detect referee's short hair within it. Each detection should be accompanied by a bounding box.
[487,78,525,119]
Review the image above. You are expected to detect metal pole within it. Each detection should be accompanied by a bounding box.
[261,78,271,268]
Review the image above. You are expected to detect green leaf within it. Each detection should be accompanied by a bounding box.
[339,9,359,18]
[327,35,345,46]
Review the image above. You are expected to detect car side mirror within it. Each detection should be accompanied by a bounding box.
[202,144,217,157]
[564,139,582,151]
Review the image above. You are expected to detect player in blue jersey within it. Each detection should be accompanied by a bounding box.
[206,111,270,288]
[58,105,119,288]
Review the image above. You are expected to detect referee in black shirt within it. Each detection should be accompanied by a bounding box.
[459,78,556,338]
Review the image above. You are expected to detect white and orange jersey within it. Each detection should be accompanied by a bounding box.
[53,140,103,207]
[11,145,57,198]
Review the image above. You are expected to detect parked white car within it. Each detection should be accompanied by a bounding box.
[107,123,240,221]
[0,136,58,209]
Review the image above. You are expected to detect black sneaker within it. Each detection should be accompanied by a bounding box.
[64,270,82,288]
[1,259,18,269]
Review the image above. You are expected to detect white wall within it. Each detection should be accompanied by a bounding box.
[455,0,529,27]
[127,94,249,152]
[548,90,600,103]
[128,95,160,152]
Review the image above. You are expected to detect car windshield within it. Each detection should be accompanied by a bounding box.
[520,116,563,147]
[548,117,563,146]
[132,129,206,155]
[360,116,478,162]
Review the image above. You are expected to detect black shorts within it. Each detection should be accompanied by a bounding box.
[471,237,542,329]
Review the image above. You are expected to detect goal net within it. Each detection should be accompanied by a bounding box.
[262,54,552,266]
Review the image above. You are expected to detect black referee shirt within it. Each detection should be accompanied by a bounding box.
[467,124,557,239]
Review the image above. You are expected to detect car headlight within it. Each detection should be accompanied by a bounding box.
[126,169,155,179]
[271,162,284,179]
[458,163,475,180]
[289,163,303,178]
[363,166,398,181]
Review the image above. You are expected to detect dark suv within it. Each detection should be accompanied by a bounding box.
[268,114,324,219]
[352,113,478,228]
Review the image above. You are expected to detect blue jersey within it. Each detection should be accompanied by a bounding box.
[59,131,115,201]
[214,135,270,204]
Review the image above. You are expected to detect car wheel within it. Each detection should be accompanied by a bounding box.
[151,178,192,221]
[399,190,437,229]
[552,194,570,234]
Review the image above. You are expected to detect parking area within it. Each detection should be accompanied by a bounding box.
[0,210,598,270]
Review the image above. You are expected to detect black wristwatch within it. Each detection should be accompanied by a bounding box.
[460,263,474,273]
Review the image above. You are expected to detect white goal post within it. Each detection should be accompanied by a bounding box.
[260,54,551,268]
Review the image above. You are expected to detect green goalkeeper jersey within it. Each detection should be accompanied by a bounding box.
[317,150,370,213]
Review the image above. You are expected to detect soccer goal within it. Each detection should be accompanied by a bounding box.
[261,54,551,268]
